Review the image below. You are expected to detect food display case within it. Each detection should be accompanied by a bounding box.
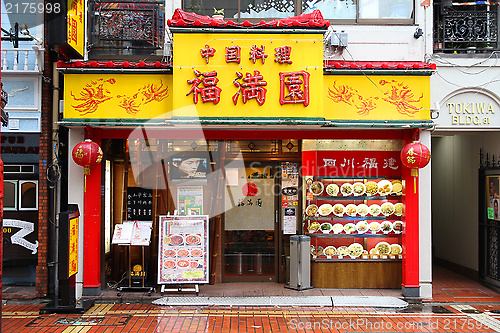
[305,177,404,288]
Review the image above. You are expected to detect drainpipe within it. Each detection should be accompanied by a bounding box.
[51,62,60,304]
[0,81,8,331]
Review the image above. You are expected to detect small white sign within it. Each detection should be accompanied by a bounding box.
[225,168,239,186]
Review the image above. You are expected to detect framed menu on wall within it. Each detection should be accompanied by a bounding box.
[157,215,209,284]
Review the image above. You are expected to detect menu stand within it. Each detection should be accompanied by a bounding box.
[117,245,155,296]
[112,221,155,296]
[160,283,199,296]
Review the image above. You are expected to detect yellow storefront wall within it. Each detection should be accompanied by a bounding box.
[62,32,430,122]
[63,74,173,119]
[324,75,430,121]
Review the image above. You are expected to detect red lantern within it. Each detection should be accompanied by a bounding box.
[72,139,103,175]
[401,141,430,193]
[401,141,431,176]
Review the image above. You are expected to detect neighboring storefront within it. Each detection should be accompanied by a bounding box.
[58,11,434,298]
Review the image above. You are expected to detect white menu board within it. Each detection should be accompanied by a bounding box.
[111,223,133,245]
[112,221,153,246]
[128,221,153,246]
[157,215,209,284]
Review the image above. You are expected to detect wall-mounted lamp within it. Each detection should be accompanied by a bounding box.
[414,28,423,39]
[19,24,43,45]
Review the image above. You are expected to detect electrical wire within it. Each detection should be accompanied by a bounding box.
[107,271,129,289]
[46,142,61,183]
[329,29,435,112]
[430,51,500,75]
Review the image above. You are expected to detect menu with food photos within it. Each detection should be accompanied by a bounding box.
[157,215,209,284]
[112,221,152,246]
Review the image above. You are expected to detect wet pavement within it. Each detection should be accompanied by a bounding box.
[4,265,500,332]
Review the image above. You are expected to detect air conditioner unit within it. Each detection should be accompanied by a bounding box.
[163,40,173,58]
[331,30,348,47]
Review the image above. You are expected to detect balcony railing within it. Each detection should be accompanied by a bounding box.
[435,7,498,53]
[1,47,44,72]
[89,0,164,59]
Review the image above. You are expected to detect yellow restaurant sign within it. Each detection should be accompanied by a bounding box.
[324,75,430,120]
[68,216,79,277]
[67,0,85,57]
[172,33,324,118]
[64,74,173,119]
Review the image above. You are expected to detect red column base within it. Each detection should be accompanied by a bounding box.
[402,285,420,298]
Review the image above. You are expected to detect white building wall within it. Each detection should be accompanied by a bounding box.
[420,130,432,299]
[68,128,85,299]
[167,1,432,62]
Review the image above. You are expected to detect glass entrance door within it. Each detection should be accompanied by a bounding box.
[223,165,277,282]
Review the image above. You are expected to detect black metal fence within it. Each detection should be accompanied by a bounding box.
[89,0,164,57]
[434,6,498,53]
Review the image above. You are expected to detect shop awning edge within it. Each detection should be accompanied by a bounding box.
[57,118,434,129]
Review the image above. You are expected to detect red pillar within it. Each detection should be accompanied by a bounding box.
[83,136,102,289]
[401,136,420,298]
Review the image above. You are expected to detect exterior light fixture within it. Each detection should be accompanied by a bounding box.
[413,28,423,39]
[19,24,43,45]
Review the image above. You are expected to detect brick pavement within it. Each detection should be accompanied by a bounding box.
[4,265,500,332]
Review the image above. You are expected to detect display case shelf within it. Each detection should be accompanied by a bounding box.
[305,216,397,221]
[307,233,401,238]
[311,195,389,201]
[313,176,386,180]
[312,258,402,263]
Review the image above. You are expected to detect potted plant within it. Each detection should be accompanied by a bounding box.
[213,8,224,20]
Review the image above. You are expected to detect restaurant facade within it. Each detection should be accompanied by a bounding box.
[54,9,435,299]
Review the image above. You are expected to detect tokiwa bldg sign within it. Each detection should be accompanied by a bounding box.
[62,32,430,122]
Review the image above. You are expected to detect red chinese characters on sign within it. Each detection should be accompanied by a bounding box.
[187,70,222,104]
[225,45,241,64]
[249,45,268,64]
[279,71,310,106]
[69,18,78,44]
[274,46,293,64]
[232,70,268,105]
[200,44,216,64]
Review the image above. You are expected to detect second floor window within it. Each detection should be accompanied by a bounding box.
[182,0,413,23]
[89,0,165,59]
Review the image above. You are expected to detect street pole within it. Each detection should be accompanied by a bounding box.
[1,79,10,333]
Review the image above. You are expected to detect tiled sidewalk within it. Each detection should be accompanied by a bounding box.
[4,302,500,332]
[5,265,500,332]
[3,264,500,304]
[430,266,500,303]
